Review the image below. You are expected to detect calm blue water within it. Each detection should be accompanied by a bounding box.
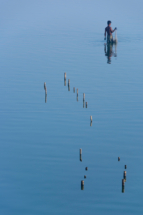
[0,1,143,214]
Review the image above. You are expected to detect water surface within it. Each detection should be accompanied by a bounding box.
[0,1,143,214]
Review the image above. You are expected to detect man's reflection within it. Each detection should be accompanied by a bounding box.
[104,43,117,64]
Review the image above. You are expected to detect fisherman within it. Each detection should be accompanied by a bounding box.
[104,21,117,44]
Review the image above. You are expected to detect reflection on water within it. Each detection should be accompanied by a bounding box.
[83,101,85,108]
[45,93,47,103]
[68,79,70,91]
[122,179,125,193]
[44,82,47,103]
[81,180,84,190]
[122,185,125,193]
[104,43,117,64]
[79,149,82,161]
[68,85,70,91]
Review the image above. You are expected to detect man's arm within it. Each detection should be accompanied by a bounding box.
[111,27,117,33]
[104,28,106,37]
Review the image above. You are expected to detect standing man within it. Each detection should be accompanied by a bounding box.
[104,21,117,43]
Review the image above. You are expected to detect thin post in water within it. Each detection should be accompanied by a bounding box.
[123,171,126,181]
[77,89,78,96]
[83,93,85,101]
[44,82,46,90]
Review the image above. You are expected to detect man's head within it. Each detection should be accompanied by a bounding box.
[107,20,111,26]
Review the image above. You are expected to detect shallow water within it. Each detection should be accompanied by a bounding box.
[0,1,143,214]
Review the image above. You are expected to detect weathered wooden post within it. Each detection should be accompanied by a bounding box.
[83,93,85,101]
[77,89,78,96]
[44,82,46,90]
[64,73,66,86]
[123,171,126,181]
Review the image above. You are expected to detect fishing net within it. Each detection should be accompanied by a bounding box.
[114,30,118,43]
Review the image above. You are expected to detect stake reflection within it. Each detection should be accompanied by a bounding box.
[45,93,47,103]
